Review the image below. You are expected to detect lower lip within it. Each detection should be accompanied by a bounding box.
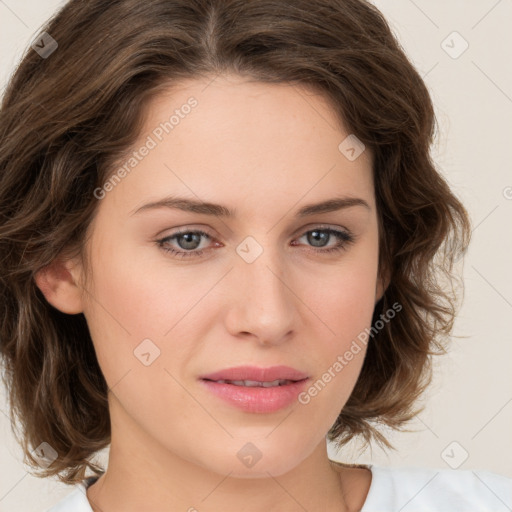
[199,379,309,413]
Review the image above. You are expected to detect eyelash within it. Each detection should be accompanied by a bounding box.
[156,227,355,259]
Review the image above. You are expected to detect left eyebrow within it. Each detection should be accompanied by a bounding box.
[129,195,371,217]
[296,197,371,216]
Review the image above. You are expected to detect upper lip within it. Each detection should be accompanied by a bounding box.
[200,365,309,382]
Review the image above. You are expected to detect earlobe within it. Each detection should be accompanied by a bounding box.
[375,265,391,304]
[34,257,84,314]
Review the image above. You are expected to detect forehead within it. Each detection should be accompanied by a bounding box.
[104,75,375,219]
[144,74,350,147]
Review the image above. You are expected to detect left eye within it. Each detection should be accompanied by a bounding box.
[156,227,355,259]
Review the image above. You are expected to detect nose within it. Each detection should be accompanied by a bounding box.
[223,247,297,347]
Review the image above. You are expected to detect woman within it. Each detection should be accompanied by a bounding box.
[0,1,509,511]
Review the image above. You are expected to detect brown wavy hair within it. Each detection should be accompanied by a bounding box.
[0,0,471,485]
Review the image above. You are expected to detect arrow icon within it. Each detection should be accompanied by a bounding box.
[31,32,58,59]
[237,442,263,467]
[440,31,468,59]
[338,134,365,161]
[134,338,161,366]
[441,440,469,469]
[236,236,263,263]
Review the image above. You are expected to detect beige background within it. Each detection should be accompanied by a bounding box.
[1,1,511,510]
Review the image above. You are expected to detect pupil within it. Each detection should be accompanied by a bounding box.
[179,233,200,250]
[308,230,328,247]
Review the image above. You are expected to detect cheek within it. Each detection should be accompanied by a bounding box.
[305,255,378,345]
[79,237,183,386]
[81,236,227,394]
[297,255,377,410]
[83,235,195,338]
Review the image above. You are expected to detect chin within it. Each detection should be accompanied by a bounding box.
[195,440,309,479]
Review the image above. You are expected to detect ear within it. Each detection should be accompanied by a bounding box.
[34,256,85,314]
[375,263,390,305]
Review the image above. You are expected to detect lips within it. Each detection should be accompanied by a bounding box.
[199,365,309,413]
[211,378,295,387]
[200,365,308,383]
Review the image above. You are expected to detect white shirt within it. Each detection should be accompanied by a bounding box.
[45,464,512,511]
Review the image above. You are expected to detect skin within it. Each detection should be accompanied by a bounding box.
[35,74,388,512]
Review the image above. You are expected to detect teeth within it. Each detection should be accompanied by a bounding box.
[261,380,279,387]
[215,379,293,387]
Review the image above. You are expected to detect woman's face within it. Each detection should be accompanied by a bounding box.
[70,75,385,477]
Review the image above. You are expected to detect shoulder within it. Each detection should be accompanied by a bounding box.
[362,464,512,512]
[45,479,95,512]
